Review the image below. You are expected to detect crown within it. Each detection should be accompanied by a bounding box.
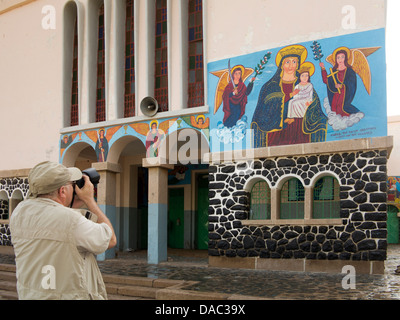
[275,45,307,67]
[298,62,315,76]
[279,46,306,59]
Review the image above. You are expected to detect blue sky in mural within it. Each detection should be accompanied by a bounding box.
[208,28,387,149]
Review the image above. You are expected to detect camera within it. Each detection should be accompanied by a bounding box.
[75,168,100,188]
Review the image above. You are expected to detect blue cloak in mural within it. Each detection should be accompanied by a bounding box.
[251,45,327,148]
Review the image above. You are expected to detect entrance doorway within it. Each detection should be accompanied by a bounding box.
[168,188,185,249]
[388,205,399,244]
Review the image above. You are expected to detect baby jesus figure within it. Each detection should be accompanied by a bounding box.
[285,62,315,125]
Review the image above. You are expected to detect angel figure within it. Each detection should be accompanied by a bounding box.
[190,115,209,129]
[319,46,380,130]
[129,118,178,158]
[211,64,255,128]
[95,128,109,162]
[85,126,122,162]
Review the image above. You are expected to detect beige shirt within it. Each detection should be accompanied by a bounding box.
[10,198,112,300]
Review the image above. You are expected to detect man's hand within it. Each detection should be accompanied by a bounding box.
[73,175,95,208]
[73,175,117,249]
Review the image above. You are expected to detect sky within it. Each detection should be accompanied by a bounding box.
[387,0,399,116]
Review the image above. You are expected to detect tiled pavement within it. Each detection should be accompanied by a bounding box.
[2,245,400,300]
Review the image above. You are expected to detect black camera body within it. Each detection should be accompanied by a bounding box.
[76,168,100,188]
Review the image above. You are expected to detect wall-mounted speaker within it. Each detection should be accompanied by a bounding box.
[140,96,159,117]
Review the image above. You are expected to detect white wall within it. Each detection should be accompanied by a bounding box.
[0,0,66,170]
[206,0,386,62]
[388,116,400,176]
[0,0,387,172]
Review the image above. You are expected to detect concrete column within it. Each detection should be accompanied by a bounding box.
[105,0,125,120]
[136,0,155,116]
[92,161,121,260]
[143,158,174,264]
[169,0,188,111]
[304,187,313,220]
[79,0,100,124]
[120,162,139,252]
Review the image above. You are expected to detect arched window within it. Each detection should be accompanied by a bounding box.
[124,0,135,117]
[188,0,204,108]
[70,18,79,126]
[154,0,168,112]
[280,178,305,219]
[250,181,271,220]
[0,191,9,220]
[63,1,79,127]
[312,176,340,219]
[96,3,106,122]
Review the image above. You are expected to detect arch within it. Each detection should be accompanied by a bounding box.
[279,177,305,219]
[243,176,272,193]
[158,129,210,165]
[11,189,24,201]
[249,180,271,220]
[0,191,9,220]
[62,141,96,167]
[107,135,146,164]
[276,174,306,190]
[312,175,341,219]
[309,171,342,188]
[10,189,24,217]
[0,190,8,201]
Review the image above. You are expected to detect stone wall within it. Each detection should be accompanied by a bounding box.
[208,149,388,262]
[0,176,29,246]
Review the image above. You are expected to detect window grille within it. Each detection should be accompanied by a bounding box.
[280,178,305,219]
[124,0,135,118]
[96,4,106,122]
[154,0,168,112]
[70,19,79,126]
[250,181,271,220]
[313,176,340,219]
[188,0,204,108]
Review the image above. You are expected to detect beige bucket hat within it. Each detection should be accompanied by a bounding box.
[28,161,82,198]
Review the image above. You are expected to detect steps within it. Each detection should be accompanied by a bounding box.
[0,264,198,300]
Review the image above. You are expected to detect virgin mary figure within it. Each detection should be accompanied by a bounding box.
[251,45,327,148]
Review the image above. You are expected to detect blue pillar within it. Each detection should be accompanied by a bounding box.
[143,159,174,265]
[147,203,168,264]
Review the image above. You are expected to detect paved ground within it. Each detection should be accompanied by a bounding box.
[2,245,400,300]
[98,245,400,300]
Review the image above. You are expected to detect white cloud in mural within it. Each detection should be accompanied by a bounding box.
[323,97,364,131]
[215,116,248,143]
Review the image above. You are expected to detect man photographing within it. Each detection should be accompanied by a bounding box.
[10,161,117,300]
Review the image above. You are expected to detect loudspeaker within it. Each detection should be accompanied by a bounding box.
[140,96,159,117]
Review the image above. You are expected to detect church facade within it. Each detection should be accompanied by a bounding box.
[0,0,392,273]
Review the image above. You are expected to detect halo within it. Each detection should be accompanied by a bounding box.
[230,65,245,78]
[298,62,315,77]
[275,45,308,67]
[331,46,353,65]
[150,120,159,128]
[196,115,206,122]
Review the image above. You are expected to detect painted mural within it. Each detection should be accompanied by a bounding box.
[388,177,400,206]
[60,115,209,163]
[208,28,387,150]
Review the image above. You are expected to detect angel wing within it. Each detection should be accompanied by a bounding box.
[85,130,99,144]
[211,67,254,114]
[326,47,380,95]
[351,49,372,95]
[105,125,122,140]
[130,123,150,136]
[211,69,229,115]
[159,118,178,134]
